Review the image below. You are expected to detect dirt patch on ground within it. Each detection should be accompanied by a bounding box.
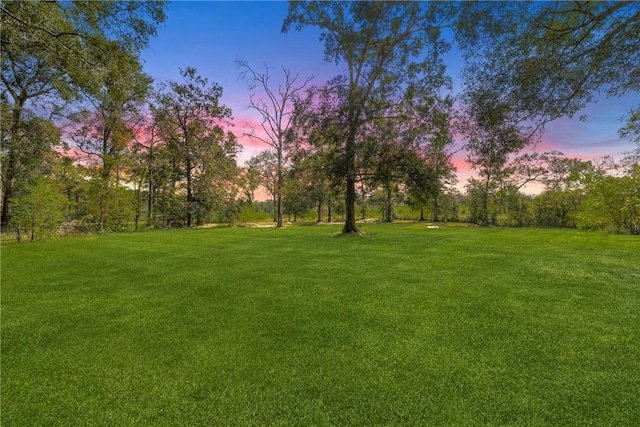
[194,223,219,229]
[240,222,277,228]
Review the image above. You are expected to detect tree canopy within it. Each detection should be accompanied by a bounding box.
[459,1,639,127]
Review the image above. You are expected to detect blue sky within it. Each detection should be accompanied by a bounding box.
[141,1,637,188]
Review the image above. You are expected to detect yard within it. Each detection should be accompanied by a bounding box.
[2,224,639,425]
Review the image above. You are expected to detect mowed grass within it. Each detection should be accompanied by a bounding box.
[2,224,639,426]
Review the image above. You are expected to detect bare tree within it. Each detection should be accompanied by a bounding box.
[238,61,312,228]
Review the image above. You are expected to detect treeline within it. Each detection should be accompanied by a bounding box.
[4,65,243,240]
[238,148,640,235]
[2,1,638,241]
[9,145,639,241]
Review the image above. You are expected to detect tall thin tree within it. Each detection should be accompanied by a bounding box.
[238,61,312,228]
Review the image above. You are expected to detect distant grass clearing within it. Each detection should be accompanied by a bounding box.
[2,224,639,425]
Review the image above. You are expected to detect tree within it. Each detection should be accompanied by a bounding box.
[0,0,166,228]
[246,150,279,221]
[296,150,337,223]
[0,1,166,59]
[239,163,262,206]
[281,168,314,222]
[528,153,593,227]
[70,48,150,174]
[152,67,238,227]
[55,155,85,219]
[406,159,438,222]
[531,190,580,228]
[568,157,639,234]
[364,119,417,223]
[285,147,337,223]
[462,88,534,225]
[149,143,184,227]
[0,49,67,227]
[458,2,639,228]
[10,177,66,242]
[238,61,312,228]
[619,108,640,179]
[190,132,241,226]
[283,1,456,234]
[539,152,592,192]
[131,115,161,227]
[0,105,62,225]
[459,1,639,134]
[290,77,349,216]
[578,175,640,235]
[407,102,457,222]
[68,48,151,231]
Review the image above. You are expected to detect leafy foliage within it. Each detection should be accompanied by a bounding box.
[459,1,639,128]
[10,177,66,241]
[578,176,640,235]
[151,67,239,227]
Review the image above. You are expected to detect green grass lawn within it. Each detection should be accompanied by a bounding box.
[2,224,639,425]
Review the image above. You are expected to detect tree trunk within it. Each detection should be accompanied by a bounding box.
[419,207,425,222]
[98,182,107,233]
[275,145,284,228]
[343,173,358,233]
[147,180,153,226]
[186,160,193,227]
[1,154,16,230]
[134,199,141,231]
[342,125,359,233]
[482,175,491,225]
[432,195,439,222]
[327,198,332,223]
[276,194,283,228]
[384,185,393,222]
[273,195,277,222]
[147,146,154,226]
[317,199,323,223]
[1,104,24,230]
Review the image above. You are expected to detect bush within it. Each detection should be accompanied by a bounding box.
[238,205,272,223]
[530,190,583,228]
[394,204,421,220]
[577,176,640,234]
[10,178,66,242]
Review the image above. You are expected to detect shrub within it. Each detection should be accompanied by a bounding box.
[10,178,66,242]
[238,205,272,223]
[577,176,640,234]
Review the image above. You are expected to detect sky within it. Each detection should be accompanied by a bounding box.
[141,1,638,193]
